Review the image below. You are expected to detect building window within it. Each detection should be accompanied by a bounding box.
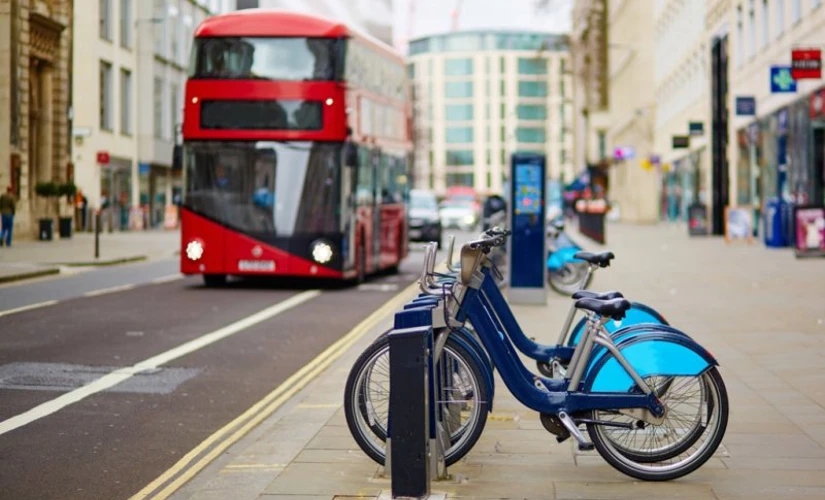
[444,58,473,75]
[515,127,545,143]
[100,0,112,41]
[445,81,473,98]
[120,69,132,135]
[408,63,415,78]
[153,0,166,55]
[168,1,180,62]
[777,0,785,36]
[445,127,473,143]
[446,150,474,165]
[792,0,801,22]
[518,81,547,97]
[597,131,607,160]
[170,83,180,141]
[517,58,548,75]
[445,104,474,121]
[99,61,113,131]
[761,0,769,47]
[446,173,474,187]
[120,0,132,48]
[747,0,755,58]
[153,77,164,139]
[736,5,744,66]
[516,104,547,120]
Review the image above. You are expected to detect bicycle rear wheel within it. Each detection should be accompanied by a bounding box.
[344,332,490,466]
[587,367,728,481]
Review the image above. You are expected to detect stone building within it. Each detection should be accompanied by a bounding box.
[0,0,73,238]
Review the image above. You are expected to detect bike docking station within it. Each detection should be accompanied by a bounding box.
[381,244,452,500]
[507,152,548,305]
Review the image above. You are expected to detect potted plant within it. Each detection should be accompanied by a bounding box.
[57,181,77,238]
[34,181,59,240]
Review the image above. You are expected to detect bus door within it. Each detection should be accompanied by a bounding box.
[370,148,382,272]
[342,142,358,273]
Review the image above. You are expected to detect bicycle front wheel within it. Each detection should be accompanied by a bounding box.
[344,332,490,466]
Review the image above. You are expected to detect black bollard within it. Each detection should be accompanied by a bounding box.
[388,326,431,499]
[94,210,101,259]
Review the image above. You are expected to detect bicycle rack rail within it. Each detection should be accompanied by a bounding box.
[385,242,450,499]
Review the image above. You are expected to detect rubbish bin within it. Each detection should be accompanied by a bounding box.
[763,198,785,247]
[38,218,54,241]
[58,217,73,238]
[781,200,796,248]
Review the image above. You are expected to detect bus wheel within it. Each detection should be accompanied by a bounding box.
[203,274,227,287]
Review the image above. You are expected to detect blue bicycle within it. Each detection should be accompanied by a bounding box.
[439,231,727,480]
[546,216,593,295]
[345,233,726,479]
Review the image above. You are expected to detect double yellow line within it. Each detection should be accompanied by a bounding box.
[129,280,419,500]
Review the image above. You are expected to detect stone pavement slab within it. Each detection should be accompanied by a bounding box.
[168,222,825,500]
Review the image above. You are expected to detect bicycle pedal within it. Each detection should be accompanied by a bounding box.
[555,434,570,444]
[578,442,595,451]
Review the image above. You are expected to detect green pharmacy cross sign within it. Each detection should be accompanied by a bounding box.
[770,66,797,93]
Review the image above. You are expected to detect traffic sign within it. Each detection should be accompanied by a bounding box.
[770,66,797,93]
[96,151,110,165]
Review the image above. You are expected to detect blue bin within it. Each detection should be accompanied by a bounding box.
[763,198,787,247]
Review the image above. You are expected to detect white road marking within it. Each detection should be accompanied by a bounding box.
[82,284,136,297]
[151,274,185,284]
[0,300,59,318]
[0,290,321,436]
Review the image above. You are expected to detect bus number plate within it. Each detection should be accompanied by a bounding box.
[238,260,276,271]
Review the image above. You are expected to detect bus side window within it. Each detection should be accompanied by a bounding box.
[356,146,374,206]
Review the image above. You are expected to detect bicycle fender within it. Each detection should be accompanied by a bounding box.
[567,301,670,346]
[583,331,718,393]
[546,246,581,271]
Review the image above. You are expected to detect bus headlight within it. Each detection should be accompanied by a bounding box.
[186,240,204,261]
[311,240,334,264]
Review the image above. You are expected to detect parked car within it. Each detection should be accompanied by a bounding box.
[439,200,479,231]
[408,189,443,248]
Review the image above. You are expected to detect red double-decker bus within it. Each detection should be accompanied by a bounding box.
[179,10,412,286]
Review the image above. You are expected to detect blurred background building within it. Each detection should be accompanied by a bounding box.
[605,0,658,223]
[0,0,74,237]
[407,30,572,195]
[70,0,235,232]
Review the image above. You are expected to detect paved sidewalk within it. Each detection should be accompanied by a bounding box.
[167,222,825,500]
[0,230,179,283]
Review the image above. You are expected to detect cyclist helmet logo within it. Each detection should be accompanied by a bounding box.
[251,245,263,258]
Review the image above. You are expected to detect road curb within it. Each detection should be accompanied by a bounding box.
[0,268,61,284]
[56,255,148,267]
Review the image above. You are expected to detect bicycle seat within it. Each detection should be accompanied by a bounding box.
[571,290,624,300]
[574,297,631,320]
[574,251,615,268]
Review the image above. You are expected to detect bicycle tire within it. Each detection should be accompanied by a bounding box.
[344,333,490,466]
[587,367,728,481]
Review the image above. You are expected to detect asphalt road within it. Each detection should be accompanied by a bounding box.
[0,248,432,500]
[0,259,182,314]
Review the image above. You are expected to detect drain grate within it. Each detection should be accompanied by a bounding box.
[0,362,200,394]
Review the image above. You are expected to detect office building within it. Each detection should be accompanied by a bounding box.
[407,30,572,195]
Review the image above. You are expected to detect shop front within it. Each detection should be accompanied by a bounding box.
[100,156,133,232]
[734,83,825,248]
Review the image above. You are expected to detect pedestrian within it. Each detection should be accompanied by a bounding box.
[0,186,17,247]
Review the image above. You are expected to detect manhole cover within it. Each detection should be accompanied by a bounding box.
[0,362,200,394]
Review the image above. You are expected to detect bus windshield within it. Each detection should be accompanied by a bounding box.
[183,141,341,236]
[189,37,343,81]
